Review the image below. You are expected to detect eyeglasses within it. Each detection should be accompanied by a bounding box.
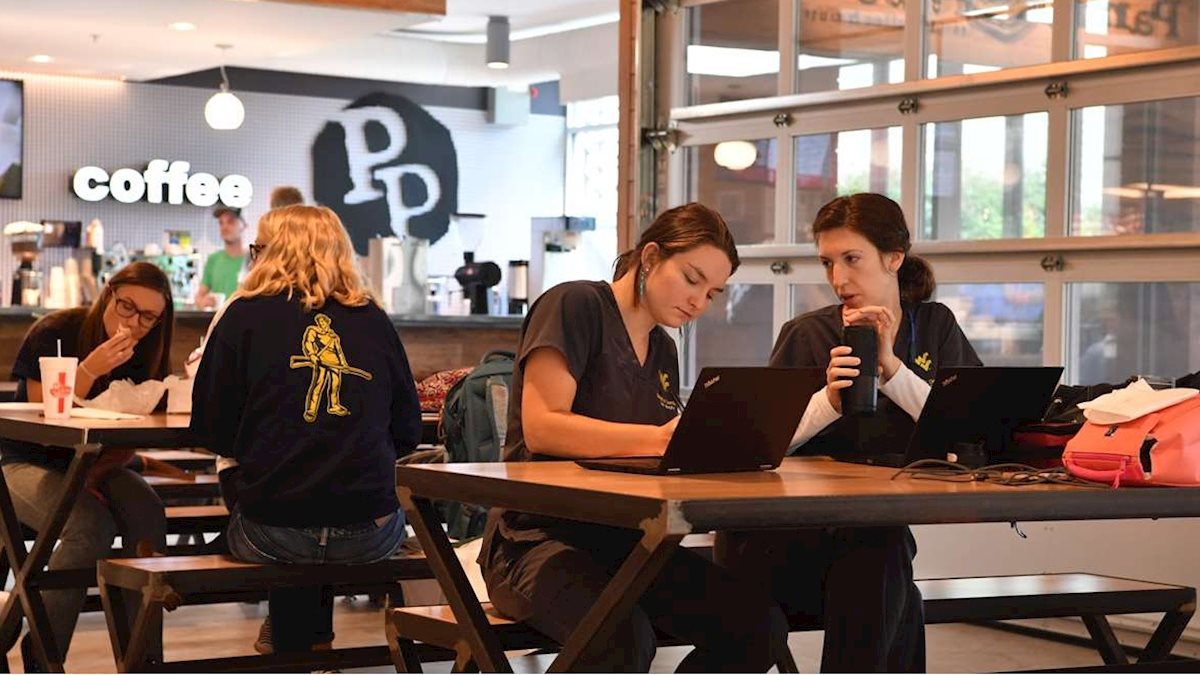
[249,243,265,262]
[112,294,163,329]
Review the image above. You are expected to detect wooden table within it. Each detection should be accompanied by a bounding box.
[0,411,194,672]
[395,457,1200,673]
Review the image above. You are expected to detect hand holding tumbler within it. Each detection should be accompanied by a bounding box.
[842,325,877,415]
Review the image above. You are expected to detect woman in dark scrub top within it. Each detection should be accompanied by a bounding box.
[479,203,790,673]
[718,193,981,674]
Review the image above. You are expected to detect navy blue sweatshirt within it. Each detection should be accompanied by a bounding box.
[190,294,421,527]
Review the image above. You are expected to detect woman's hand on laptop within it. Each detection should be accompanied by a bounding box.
[653,416,681,455]
[826,345,860,414]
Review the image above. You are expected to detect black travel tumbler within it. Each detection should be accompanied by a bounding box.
[842,324,878,415]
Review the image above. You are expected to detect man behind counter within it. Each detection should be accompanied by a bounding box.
[196,206,247,309]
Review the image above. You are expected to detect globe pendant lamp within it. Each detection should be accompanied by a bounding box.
[205,44,244,130]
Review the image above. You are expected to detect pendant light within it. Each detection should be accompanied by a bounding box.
[486,16,510,69]
[205,44,245,130]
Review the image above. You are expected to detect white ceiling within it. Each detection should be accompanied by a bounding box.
[0,0,617,87]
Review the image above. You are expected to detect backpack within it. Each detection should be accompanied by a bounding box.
[438,350,515,539]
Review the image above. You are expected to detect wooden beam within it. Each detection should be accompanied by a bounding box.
[261,0,445,15]
[617,0,642,252]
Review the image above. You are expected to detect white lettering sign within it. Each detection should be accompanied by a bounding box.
[71,159,253,208]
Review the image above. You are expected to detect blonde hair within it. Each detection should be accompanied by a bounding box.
[235,205,376,310]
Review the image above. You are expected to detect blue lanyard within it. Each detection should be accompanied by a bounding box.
[906,306,918,367]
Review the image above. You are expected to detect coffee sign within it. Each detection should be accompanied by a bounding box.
[72,159,253,208]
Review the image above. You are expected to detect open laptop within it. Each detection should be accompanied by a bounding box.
[856,366,1064,468]
[576,367,824,475]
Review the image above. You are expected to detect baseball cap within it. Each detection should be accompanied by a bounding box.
[212,206,242,220]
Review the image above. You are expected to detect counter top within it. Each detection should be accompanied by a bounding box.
[0,306,524,329]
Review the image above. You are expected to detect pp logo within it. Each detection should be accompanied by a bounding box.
[312,92,459,255]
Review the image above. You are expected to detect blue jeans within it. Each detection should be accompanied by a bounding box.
[226,508,406,652]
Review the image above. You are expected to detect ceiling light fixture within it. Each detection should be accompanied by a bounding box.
[204,44,245,130]
[713,141,758,171]
[486,16,510,70]
[28,55,53,64]
[169,22,196,31]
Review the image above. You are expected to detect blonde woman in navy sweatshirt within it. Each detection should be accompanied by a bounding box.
[190,205,421,654]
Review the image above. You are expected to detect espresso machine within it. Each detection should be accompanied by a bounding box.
[450,212,501,315]
[4,220,43,307]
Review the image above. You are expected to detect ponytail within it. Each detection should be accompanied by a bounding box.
[612,248,639,282]
[898,253,935,303]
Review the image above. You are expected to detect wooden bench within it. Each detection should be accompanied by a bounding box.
[145,473,221,501]
[97,553,437,672]
[138,449,217,472]
[385,572,1196,672]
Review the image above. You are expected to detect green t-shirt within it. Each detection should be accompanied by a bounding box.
[201,250,246,297]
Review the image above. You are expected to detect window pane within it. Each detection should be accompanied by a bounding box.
[1071,98,1200,236]
[937,283,1044,367]
[923,113,1048,240]
[795,3,905,93]
[1067,282,1200,385]
[686,0,780,106]
[791,283,839,318]
[687,139,779,245]
[925,0,1052,77]
[794,127,902,242]
[690,284,776,386]
[1075,1,1198,59]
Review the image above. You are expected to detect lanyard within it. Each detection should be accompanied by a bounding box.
[906,306,918,368]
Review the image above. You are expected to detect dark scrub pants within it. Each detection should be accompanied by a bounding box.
[483,525,791,673]
[718,526,925,673]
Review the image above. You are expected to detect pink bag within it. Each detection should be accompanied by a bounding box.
[1064,395,1200,487]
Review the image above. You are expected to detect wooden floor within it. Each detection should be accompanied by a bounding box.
[8,599,1197,673]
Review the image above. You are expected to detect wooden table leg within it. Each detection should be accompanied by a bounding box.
[1140,605,1196,663]
[1081,614,1130,666]
[398,489,512,673]
[546,509,682,673]
[0,443,101,673]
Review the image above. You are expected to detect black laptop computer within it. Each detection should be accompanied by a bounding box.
[856,366,1064,468]
[576,367,824,475]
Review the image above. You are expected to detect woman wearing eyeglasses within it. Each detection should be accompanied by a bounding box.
[1,261,175,667]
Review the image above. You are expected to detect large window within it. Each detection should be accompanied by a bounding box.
[685,0,780,106]
[923,113,1048,240]
[668,0,1200,388]
[1071,97,1200,236]
[1075,0,1200,59]
[1067,282,1200,385]
[926,0,1053,77]
[687,139,779,245]
[794,127,902,242]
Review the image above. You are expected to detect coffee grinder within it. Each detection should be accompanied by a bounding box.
[4,221,43,307]
[451,213,500,315]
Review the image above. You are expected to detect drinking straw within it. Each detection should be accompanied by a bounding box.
[57,339,62,358]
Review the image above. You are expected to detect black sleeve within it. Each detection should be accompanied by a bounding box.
[517,284,602,381]
[935,304,984,367]
[388,323,422,458]
[11,319,67,382]
[189,305,246,459]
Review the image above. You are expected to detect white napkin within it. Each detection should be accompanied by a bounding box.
[69,407,143,421]
[0,402,44,412]
[1078,379,1199,425]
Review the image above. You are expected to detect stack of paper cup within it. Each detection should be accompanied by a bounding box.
[39,356,78,419]
[45,265,67,309]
